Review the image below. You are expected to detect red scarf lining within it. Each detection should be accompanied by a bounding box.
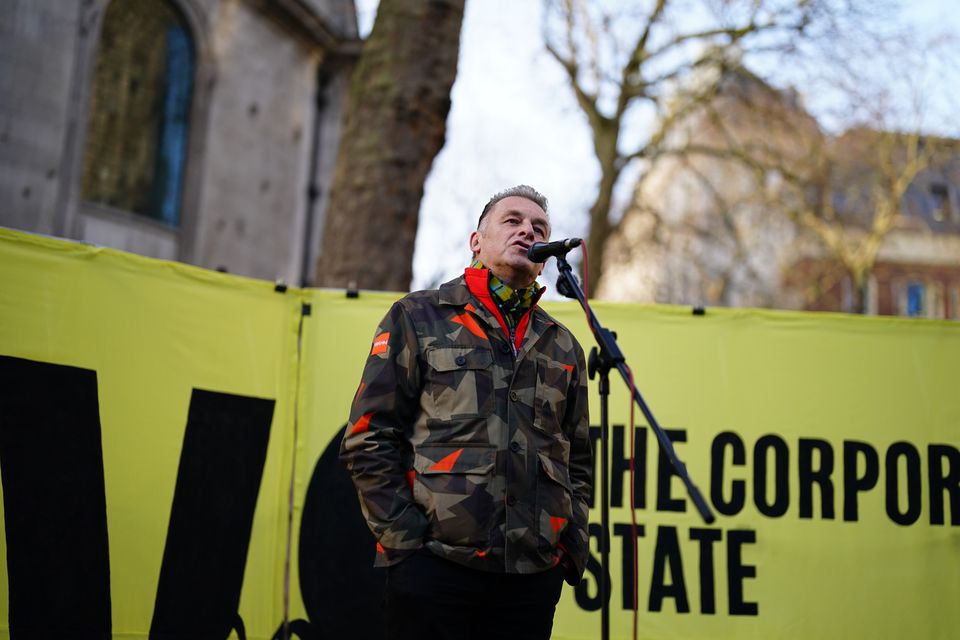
[464,268,536,353]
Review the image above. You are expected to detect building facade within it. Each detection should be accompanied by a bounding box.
[0,0,359,285]
[597,67,960,319]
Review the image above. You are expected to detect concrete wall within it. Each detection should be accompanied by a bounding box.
[0,0,357,284]
[0,1,82,236]
[190,0,320,281]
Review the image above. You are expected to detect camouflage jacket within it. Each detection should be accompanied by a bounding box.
[340,267,592,582]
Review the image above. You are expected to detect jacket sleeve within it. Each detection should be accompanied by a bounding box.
[560,341,592,585]
[339,300,428,566]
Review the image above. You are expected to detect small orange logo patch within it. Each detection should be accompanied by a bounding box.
[451,311,487,339]
[550,516,568,533]
[370,332,390,356]
[429,448,464,473]
[350,412,374,435]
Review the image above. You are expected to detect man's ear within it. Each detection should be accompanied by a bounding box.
[469,230,481,255]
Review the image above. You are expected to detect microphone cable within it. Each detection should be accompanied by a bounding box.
[626,363,639,640]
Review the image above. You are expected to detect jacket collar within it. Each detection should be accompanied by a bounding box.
[438,269,555,359]
[438,273,473,307]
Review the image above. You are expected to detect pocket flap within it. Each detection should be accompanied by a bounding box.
[537,451,572,489]
[425,347,493,372]
[416,444,496,475]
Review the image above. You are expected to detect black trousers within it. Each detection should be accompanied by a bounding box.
[384,548,566,640]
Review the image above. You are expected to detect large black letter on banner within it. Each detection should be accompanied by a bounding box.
[611,425,646,509]
[929,444,960,525]
[885,442,921,526]
[843,440,879,521]
[657,430,688,512]
[710,432,746,517]
[648,526,690,613]
[0,356,112,638]
[753,435,789,518]
[575,523,609,611]
[150,389,274,639]
[727,530,758,615]
[798,438,835,520]
[613,522,647,610]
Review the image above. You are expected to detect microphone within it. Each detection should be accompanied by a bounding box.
[526,238,582,263]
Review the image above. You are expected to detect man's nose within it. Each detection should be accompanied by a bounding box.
[519,220,535,238]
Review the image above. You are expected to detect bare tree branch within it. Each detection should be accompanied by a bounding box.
[542,0,859,292]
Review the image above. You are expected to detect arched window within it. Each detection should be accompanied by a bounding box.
[81,0,194,226]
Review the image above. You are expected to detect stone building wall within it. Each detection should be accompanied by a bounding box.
[0,0,358,285]
[0,1,82,235]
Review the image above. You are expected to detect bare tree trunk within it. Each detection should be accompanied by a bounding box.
[854,282,868,314]
[586,161,618,293]
[314,0,465,291]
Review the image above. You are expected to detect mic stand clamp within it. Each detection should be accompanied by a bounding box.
[553,254,715,640]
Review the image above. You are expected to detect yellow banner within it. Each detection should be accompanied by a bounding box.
[1,227,958,639]
[543,303,960,639]
[0,229,300,638]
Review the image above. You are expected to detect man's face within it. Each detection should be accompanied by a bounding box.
[469,196,550,289]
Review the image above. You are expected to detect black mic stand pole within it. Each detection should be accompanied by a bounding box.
[594,340,613,640]
[553,253,715,640]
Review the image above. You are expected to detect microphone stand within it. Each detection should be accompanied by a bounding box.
[553,252,715,640]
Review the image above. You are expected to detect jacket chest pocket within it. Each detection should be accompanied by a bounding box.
[423,346,495,420]
[533,355,571,433]
[413,443,497,546]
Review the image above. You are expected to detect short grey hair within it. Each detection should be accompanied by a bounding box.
[477,185,549,229]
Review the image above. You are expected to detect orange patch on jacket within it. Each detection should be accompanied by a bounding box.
[428,448,464,472]
[550,516,568,533]
[370,332,390,356]
[562,364,574,373]
[350,412,374,435]
[451,312,487,339]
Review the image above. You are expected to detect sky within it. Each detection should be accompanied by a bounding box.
[354,0,960,295]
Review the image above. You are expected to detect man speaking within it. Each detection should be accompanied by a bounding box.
[341,185,592,639]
